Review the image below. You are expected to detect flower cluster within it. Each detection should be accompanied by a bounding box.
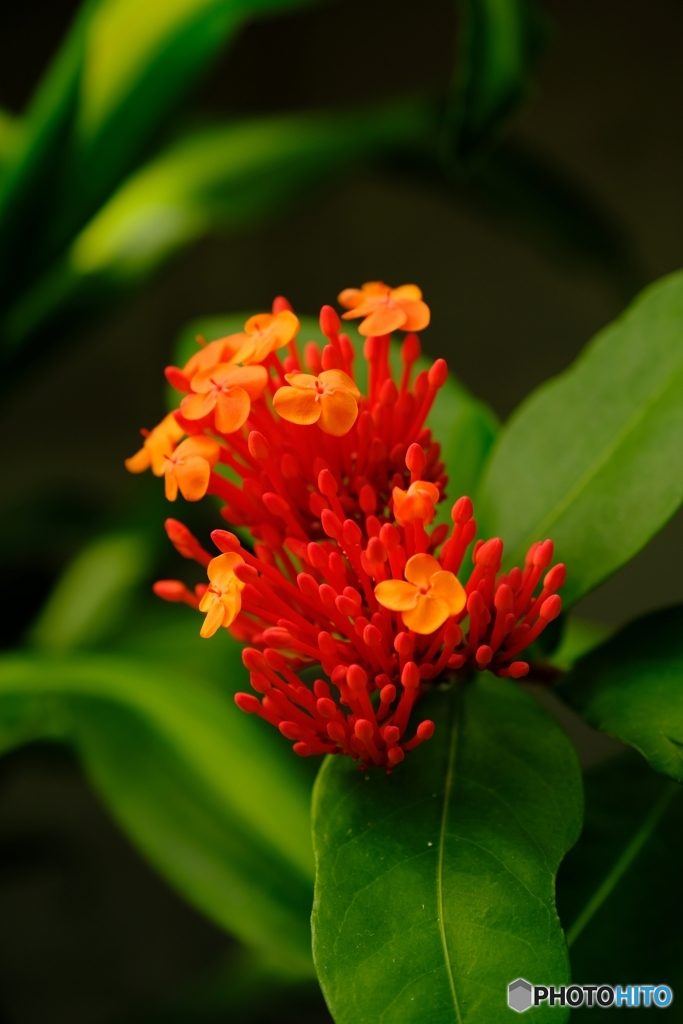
[128,282,565,770]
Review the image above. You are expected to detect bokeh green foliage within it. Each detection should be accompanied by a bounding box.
[0,0,640,382]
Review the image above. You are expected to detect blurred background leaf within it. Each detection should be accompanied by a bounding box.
[444,0,549,164]
[556,752,682,1015]
[0,0,642,389]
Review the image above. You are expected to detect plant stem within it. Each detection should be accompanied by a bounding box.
[566,780,679,948]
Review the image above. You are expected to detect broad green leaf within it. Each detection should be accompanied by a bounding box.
[476,270,683,607]
[0,109,22,172]
[311,675,582,1024]
[0,643,315,974]
[548,616,612,673]
[175,310,498,504]
[560,604,683,783]
[446,0,548,162]
[556,752,682,1008]
[4,101,432,354]
[29,531,155,652]
[70,0,329,222]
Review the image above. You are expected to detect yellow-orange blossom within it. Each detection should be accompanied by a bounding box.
[375,553,466,634]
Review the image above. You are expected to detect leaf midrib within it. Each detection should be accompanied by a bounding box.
[436,690,463,1024]
[566,781,679,947]
[506,359,683,569]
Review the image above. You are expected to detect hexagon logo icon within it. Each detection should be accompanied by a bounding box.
[508,979,533,1013]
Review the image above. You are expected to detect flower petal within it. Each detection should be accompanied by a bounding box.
[283,372,317,390]
[175,456,211,501]
[318,369,361,400]
[338,282,389,310]
[399,300,431,332]
[184,335,245,377]
[207,552,244,585]
[176,436,221,464]
[220,587,242,628]
[200,598,225,638]
[227,364,268,400]
[390,284,423,301]
[374,579,418,611]
[405,553,442,586]
[319,389,358,436]
[180,392,216,420]
[358,305,407,337]
[164,468,178,501]
[215,387,251,434]
[428,571,466,615]
[146,434,177,476]
[124,447,150,473]
[273,386,321,425]
[403,594,450,634]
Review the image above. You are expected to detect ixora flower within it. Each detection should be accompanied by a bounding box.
[128,286,565,770]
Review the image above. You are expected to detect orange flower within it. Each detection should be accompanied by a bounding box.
[338,282,430,336]
[392,480,440,527]
[183,333,245,380]
[273,369,361,436]
[232,310,300,365]
[180,363,268,434]
[199,552,245,637]
[125,413,185,476]
[374,553,466,634]
[164,436,220,501]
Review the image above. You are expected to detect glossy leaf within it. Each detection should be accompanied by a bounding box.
[477,270,683,607]
[0,637,315,974]
[312,675,582,1024]
[4,101,432,354]
[556,752,682,1007]
[560,604,683,783]
[447,0,548,162]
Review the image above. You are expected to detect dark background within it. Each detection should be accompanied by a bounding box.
[0,0,682,1020]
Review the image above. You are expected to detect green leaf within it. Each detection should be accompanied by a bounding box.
[311,675,582,1024]
[548,616,612,673]
[3,101,433,358]
[0,0,329,307]
[476,270,683,607]
[29,531,156,652]
[446,0,549,163]
[0,642,315,974]
[556,752,682,1003]
[0,108,22,173]
[560,604,683,783]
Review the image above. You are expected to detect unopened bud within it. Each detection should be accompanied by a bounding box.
[401,662,420,689]
[400,332,420,364]
[540,595,562,621]
[347,664,368,691]
[428,358,448,388]
[406,443,426,476]
[235,693,261,714]
[248,431,269,460]
[321,344,339,370]
[319,304,341,337]
[451,496,473,524]
[210,529,241,552]
[544,563,566,592]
